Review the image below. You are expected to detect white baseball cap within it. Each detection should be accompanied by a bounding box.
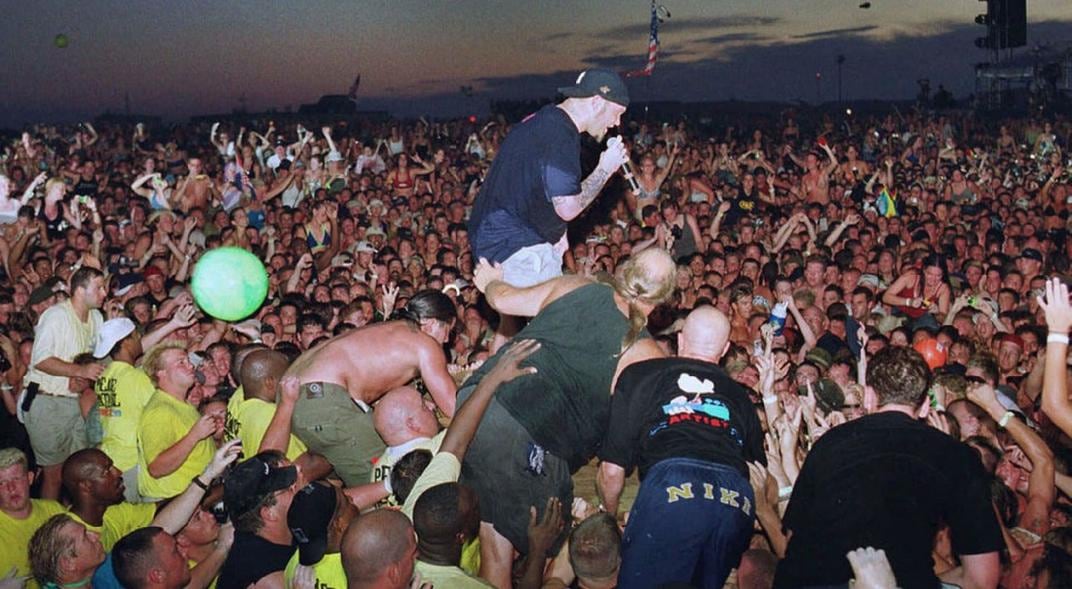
[94,317,137,358]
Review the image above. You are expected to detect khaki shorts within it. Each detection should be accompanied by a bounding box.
[291,381,386,486]
[501,242,563,288]
[25,393,89,467]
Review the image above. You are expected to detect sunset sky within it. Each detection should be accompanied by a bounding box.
[2,0,1071,127]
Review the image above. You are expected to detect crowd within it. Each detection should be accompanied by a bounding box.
[1,67,1072,589]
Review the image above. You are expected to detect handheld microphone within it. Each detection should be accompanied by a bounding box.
[608,136,641,193]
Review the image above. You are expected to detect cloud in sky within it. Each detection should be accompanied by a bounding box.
[601,15,782,41]
[793,25,880,40]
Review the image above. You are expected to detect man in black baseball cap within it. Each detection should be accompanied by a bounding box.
[218,452,299,589]
[557,68,630,108]
[468,67,633,348]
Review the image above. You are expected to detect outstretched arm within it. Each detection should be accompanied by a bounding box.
[440,340,540,459]
[473,258,589,318]
[1039,278,1072,436]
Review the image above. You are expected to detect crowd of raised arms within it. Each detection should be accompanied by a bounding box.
[1,106,1072,589]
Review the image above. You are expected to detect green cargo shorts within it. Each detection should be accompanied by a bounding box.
[291,381,386,486]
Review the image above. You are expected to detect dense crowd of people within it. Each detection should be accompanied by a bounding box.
[2,67,1072,589]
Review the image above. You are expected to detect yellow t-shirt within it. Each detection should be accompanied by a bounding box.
[414,560,495,588]
[237,397,307,461]
[401,451,461,520]
[371,431,443,507]
[0,499,66,589]
[67,502,156,551]
[138,389,215,499]
[95,361,155,471]
[188,559,218,589]
[283,552,347,589]
[224,386,245,442]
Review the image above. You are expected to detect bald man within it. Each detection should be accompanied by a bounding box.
[597,306,765,589]
[237,350,331,483]
[370,387,442,505]
[341,509,418,589]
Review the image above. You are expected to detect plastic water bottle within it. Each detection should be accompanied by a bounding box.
[769,302,788,336]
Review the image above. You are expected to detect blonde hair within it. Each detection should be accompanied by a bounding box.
[0,447,28,471]
[607,249,676,351]
[29,514,78,585]
[141,342,187,387]
[44,178,66,197]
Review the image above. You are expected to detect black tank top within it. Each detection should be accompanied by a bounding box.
[217,532,295,589]
[39,206,68,240]
[466,282,642,471]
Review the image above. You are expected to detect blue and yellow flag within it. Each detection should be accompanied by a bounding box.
[876,188,897,217]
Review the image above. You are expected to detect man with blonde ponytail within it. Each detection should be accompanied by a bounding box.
[464,248,677,589]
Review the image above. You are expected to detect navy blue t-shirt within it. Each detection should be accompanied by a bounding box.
[469,105,581,263]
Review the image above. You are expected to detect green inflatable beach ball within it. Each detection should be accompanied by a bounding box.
[54,34,69,48]
[191,247,268,321]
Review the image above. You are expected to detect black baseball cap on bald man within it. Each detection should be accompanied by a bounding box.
[558,69,630,107]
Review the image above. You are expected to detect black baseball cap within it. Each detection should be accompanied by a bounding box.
[287,482,338,566]
[1020,248,1043,262]
[224,454,298,519]
[558,69,630,107]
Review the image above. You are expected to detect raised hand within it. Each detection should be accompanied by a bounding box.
[1037,277,1072,334]
[381,284,400,316]
[846,547,898,589]
[204,439,242,480]
[527,496,564,560]
[279,376,301,406]
[488,339,540,385]
[191,413,220,440]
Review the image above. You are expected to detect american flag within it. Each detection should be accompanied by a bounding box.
[625,1,660,78]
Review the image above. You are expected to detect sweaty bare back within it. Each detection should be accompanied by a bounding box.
[285,321,451,408]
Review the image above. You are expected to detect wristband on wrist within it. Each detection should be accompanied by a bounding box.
[192,476,209,492]
[998,410,1015,429]
[762,395,778,405]
[1048,332,1070,345]
[778,485,793,500]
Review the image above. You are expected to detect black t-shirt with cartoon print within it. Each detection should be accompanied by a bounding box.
[599,357,765,480]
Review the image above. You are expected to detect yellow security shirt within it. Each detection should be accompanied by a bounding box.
[224,386,244,442]
[0,499,66,589]
[95,361,155,471]
[138,389,215,499]
[236,397,307,461]
[188,559,218,589]
[67,502,155,551]
[370,431,443,507]
[284,552,347,589]
[415,560,495,588]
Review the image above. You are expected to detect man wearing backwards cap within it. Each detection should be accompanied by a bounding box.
[217,451,300,589]
[93,308,199,503]
[281,481,360,587]
[468,68,632,346]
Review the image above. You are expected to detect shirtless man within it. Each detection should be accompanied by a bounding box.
[285,290,457,486]
[792,142,838,205]
[175,158,217,212]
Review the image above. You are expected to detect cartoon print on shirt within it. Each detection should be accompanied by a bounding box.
[650,372,743,445]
